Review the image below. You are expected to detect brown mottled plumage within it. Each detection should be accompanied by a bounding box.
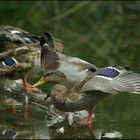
[33,70,108,127]
[0,25,41,90]
[0,25,38,52]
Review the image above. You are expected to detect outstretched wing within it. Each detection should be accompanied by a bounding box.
[41,44,60,71]
[64,55,98,72]
[80,66,140,94]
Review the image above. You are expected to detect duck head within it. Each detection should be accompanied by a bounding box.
[32,70,66,87]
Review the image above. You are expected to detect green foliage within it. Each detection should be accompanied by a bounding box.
[0,103,7,110]
[0,1,139,71]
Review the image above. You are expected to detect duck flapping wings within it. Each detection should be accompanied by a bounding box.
[80,66,140,94]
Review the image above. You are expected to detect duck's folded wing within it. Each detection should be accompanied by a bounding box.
[80,67,140,94]
[0,25,37,44]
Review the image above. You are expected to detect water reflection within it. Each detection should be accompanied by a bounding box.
[0,93,140,139]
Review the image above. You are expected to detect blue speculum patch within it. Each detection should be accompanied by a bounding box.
[15,32,32,42]
[3,58,16,66]
[98,68,119,78]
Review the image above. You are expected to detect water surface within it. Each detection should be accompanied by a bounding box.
[0,93,140,139]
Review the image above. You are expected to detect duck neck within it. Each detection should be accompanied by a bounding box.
[59,77,68,87]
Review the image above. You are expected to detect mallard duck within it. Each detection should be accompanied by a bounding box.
[32,32,98,88]
[32,66,140,127]
[0,25,41,91]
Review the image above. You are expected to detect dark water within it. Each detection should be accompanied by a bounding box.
[0,93,140,139]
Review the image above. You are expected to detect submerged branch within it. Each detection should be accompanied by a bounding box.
[0,79,52,108]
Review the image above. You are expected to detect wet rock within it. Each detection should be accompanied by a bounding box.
[56,127,65,134]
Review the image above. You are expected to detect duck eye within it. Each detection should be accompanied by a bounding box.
[2,57,18,67]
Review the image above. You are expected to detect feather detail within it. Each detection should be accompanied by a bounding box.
[2,57,18,67]
[41,44,60,71]
[0,25,38,46]
[114,71,140,94]
[80,67,140,94]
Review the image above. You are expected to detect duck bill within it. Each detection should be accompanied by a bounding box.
[32,77,46,87]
